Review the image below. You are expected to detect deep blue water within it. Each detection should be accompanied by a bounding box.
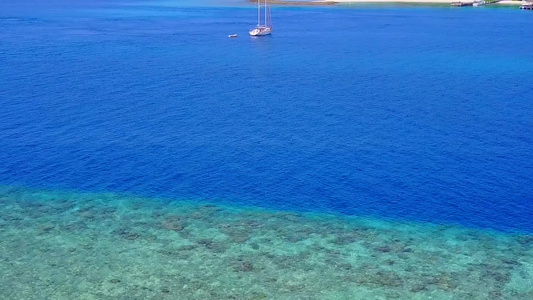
[1,1,532,232]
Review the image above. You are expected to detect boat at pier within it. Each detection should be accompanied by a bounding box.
[520,2,533,9]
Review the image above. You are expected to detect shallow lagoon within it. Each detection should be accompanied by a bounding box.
[1,185,532,299]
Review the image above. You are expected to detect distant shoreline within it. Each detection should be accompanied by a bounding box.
[249,0,526,6]
[249,0,336,5]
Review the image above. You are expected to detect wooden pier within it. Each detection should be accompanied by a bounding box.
[520,3,533,9]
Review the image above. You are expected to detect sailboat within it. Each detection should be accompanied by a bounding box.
[249,0,272,36]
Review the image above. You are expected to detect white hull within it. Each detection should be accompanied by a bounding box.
[249,27,272,36]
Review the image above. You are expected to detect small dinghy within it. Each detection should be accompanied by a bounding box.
[228,34,237,38]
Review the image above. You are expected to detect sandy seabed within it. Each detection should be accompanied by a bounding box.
[0,185,532,299]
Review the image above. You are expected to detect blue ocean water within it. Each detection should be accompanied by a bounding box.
[1,1,532,232]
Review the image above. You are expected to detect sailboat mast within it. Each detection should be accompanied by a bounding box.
[257,0,260,26]
[267,0,271,27]
[264,0,267,27]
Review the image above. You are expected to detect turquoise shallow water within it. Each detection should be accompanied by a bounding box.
[1,185,532,299]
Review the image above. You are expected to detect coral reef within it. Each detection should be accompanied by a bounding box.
[0,185,531,299]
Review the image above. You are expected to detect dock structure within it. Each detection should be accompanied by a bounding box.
[452,0,504,6]
[481,0,501,4]
[520,2,533,9]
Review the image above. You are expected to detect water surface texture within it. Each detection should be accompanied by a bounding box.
[0,1,532,298]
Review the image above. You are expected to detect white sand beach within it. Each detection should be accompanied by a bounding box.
[326,0,525,4]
